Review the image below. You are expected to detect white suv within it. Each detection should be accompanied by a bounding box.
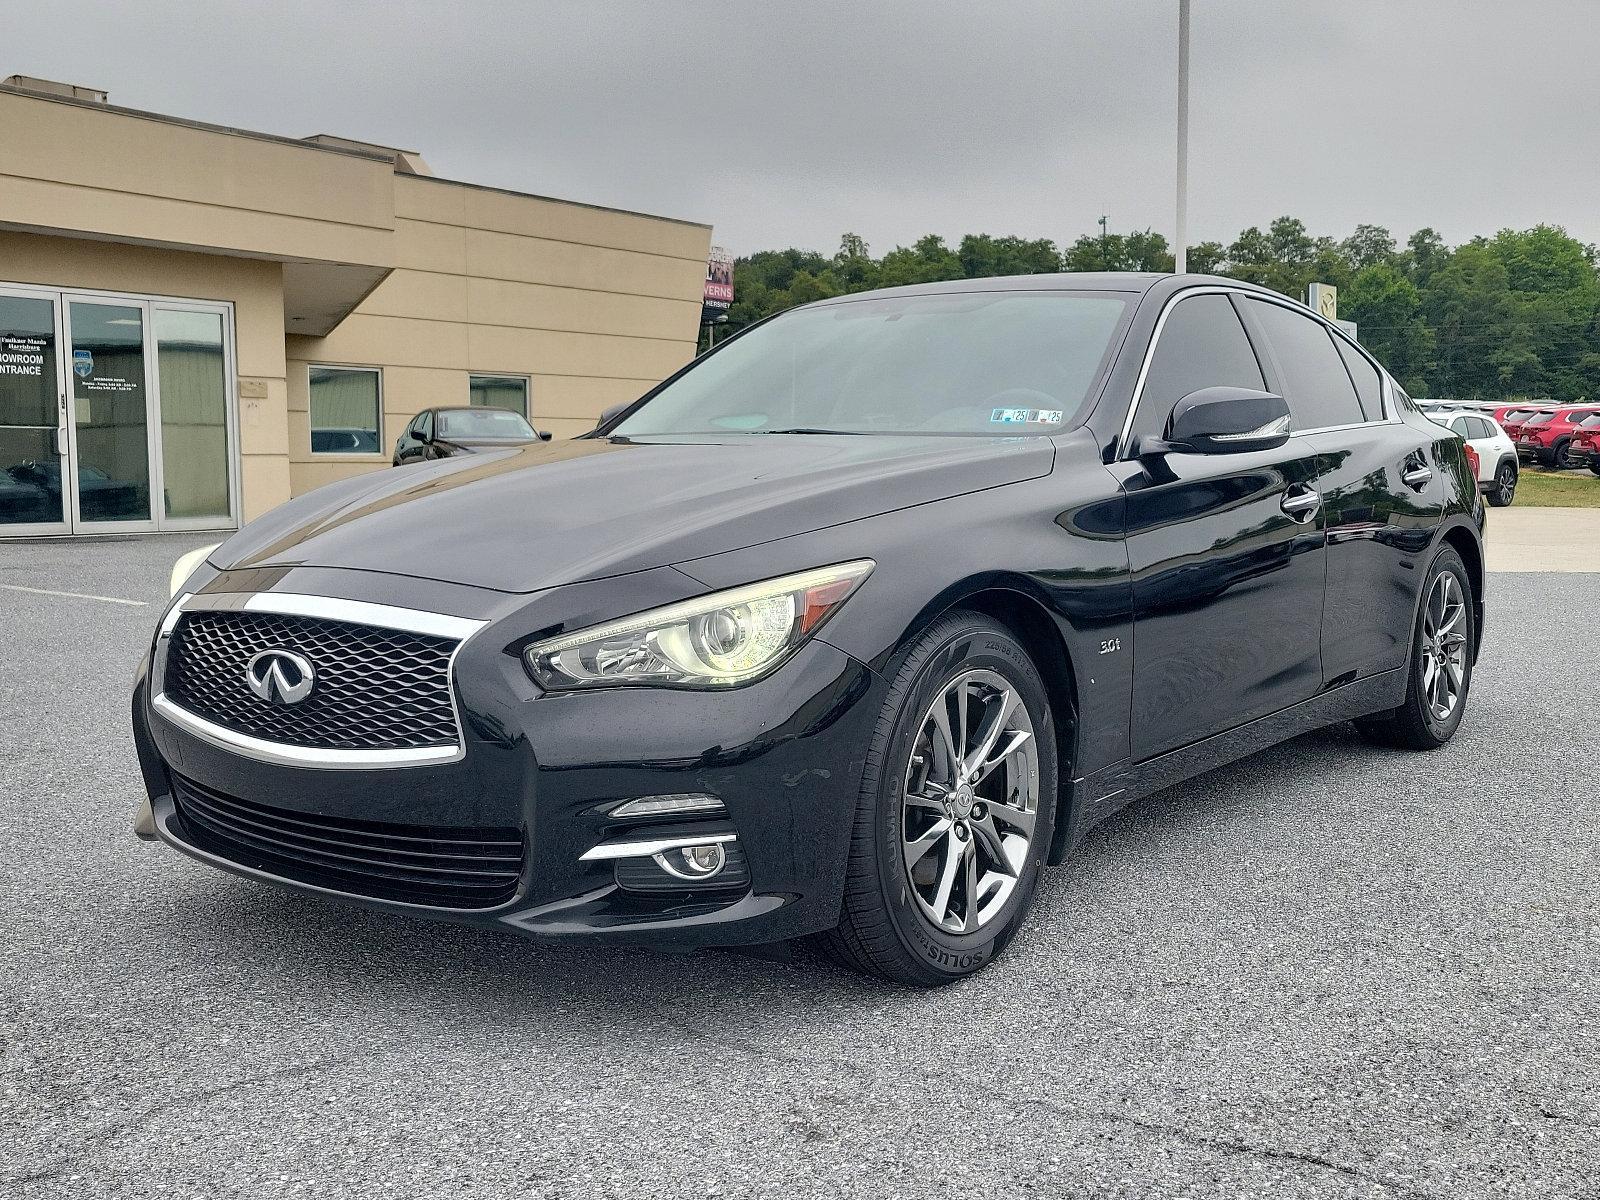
[1429,408,1518,507]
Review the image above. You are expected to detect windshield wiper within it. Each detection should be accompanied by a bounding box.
[757,426,866,435]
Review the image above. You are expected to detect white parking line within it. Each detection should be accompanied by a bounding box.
[0,583,148,607]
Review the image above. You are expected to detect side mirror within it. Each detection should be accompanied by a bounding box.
[597,402,629,430]
[1142,387,1291,457]
[415,427,433,444]
[536,429,553,442]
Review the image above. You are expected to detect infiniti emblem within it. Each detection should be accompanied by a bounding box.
[245,649,316,706]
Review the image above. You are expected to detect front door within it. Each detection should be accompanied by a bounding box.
[1109,291,1327,760]
[0,288,70,535]
[0,283,239,537]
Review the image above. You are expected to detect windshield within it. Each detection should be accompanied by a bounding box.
[438,408,535,439]
[1580,415,1600,428]
[613,291,1130,437]
[1525,413,1555,426]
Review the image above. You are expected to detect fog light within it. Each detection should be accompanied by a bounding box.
[655,842,727,880]
[611,793,725,819]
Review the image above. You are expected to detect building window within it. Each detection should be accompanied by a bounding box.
[309,365,382,455]
[469,374,529,419]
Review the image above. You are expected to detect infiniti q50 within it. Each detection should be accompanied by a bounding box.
[132,273,1484,986]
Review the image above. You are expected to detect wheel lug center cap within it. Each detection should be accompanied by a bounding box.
[952,784,975,818]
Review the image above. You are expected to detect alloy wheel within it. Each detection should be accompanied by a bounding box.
[1497,465,1515,505]
[901,669,1039,934]
[1419,572,1468,723]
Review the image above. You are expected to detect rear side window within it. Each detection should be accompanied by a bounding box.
[1131,294,1265,448]
[1332,337,1384,420]
[1470,417,1493,438]
[1242,298,1366,430]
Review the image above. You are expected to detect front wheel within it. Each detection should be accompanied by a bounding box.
[814,612,1057,986]
[1487,461,1517,507]
[1355,547,1473,750]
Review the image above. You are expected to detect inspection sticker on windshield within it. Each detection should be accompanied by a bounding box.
[991,407,1063,425]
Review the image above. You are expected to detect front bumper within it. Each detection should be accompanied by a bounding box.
[133,566,885,949]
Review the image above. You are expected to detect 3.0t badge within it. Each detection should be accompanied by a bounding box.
[245,649,315,705]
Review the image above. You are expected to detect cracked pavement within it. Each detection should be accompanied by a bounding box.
[2,538,1598,1198]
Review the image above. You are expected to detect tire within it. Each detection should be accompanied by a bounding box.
[1487,461,1517,507]
[1590,461,1600,478]
[813,611,1058,986]
[1553,439,1573,470]
[1354,547,1474,751]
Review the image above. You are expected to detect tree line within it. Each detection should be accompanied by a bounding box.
[720,219,1600,402]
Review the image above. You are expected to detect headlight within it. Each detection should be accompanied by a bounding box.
[524,560,874,690]
[169,543,221,598]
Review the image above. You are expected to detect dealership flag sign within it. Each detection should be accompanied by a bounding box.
[703,245,734,318]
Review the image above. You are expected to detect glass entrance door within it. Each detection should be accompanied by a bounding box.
[67,297,154,528]
[0,289,69,535]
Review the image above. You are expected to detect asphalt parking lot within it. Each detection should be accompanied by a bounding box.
[3,536,1598,1199]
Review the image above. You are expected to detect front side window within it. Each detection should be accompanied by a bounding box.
[1241,298,1365,430]
[309,366,381,455]
[1128,293,1266,449]
[613,291,1130,438]
[470,374,530,419]
[1449,417,1470,437]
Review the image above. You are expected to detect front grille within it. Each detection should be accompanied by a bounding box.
[170,774,524,908]
[165,610,460,751]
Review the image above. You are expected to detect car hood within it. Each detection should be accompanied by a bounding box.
[213,434,1055,593]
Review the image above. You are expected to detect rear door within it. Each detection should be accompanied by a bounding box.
[1111,291,1327,760]
[1239,296,1445,685]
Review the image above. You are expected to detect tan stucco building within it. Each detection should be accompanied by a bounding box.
[0,75,711,538]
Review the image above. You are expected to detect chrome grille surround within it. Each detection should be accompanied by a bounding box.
[151,592,488,770]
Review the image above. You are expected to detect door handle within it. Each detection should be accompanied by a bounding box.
[1280,486,1321,521]
[49,427,63,456]
[1400,462,1433,490]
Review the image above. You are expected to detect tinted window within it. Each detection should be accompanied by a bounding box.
[1526,413,1554,426]
[1129,294,1265,448]
[419,411,434,439]
[614,292,1129,438]
[1243,299,1365,429]
[1332,337,1384,419]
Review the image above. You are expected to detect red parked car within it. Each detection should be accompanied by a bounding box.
[1499,407,1547,440]
[1568,413,1600,475]
[1516,405,1600,468]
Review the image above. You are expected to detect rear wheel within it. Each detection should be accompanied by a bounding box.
[814,612,1057,986]
[1355,547,1473,750]
[1553,438,1574,469]
[1488,461,1517,507]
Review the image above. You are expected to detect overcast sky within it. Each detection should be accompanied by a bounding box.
[12,1,1600,259]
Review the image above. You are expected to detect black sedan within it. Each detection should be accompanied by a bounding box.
[392,406,550,465]
[133,273,1484,986]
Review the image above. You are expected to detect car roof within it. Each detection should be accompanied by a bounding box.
[803,271,1294,307]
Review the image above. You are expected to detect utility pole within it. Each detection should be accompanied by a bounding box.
[1098,214,1109,267]
[1175,0,1191,274]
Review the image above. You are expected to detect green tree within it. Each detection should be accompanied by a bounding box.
[1342,262,1434,393]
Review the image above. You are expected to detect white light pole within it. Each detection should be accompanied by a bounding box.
[1175,0,1191,274]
